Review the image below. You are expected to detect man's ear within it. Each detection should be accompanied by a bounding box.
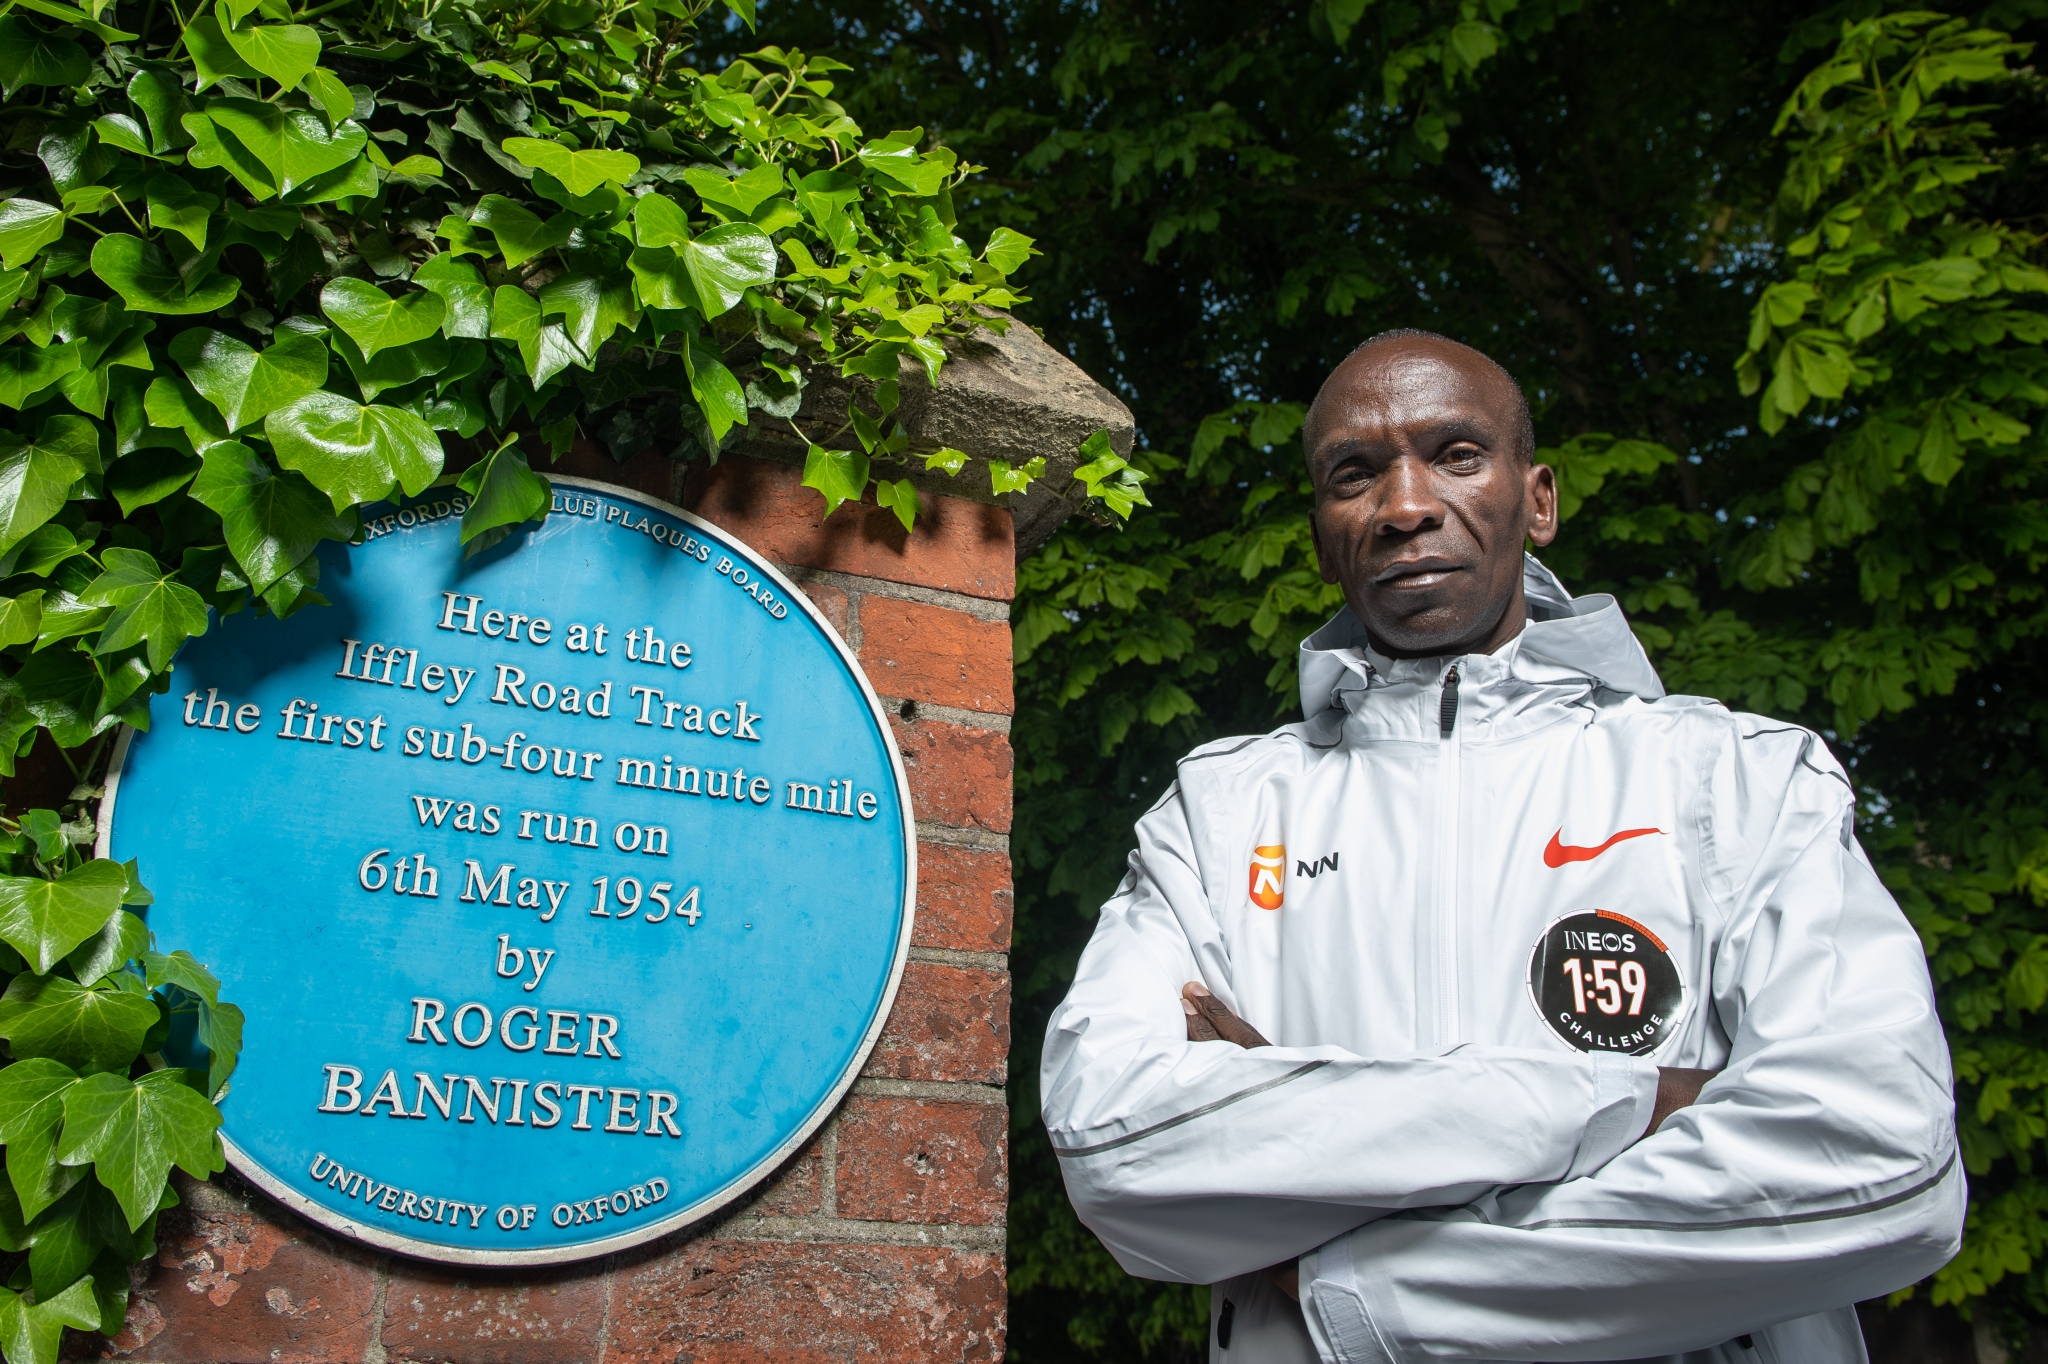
[1524,460,1559,548]
[1309,504,1341,584]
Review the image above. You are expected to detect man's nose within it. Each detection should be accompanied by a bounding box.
[1373,455,1445,535]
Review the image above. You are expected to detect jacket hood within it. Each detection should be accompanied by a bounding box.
[1296,554,1665,718]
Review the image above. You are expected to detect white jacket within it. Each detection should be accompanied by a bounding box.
[1040,558,1962,1364]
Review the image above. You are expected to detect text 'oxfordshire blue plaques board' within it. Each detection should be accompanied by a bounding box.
[95,476,916,1265]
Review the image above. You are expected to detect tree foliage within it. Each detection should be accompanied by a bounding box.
[728,0,2048,1355]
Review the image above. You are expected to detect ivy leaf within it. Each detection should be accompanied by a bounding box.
[206,99,366,195]
[0,591,43,648]
[328,330,448,400]
[319,277,444,359]
[0,975,158,1074]
[0,16,88,97]
[632,192,692,249]
[304,66,354,125]
[144,374,230,450]
[0,200,64,271]
[7,647,104,748]
[499,137,639,196]
[107,450,202,516]
[0,343,80,411]
[81,547,211,670]
[57,1070,223,1231]
[127,66,192,153]
[802,444,869,518]
[143,951,242,1096]
[143,175,219,250]
[0,1060,82,1221]
[181,112,277,199]
[181,16,261,90]
[681,163,784,216]
[66,909,149,989]
[855,140,950,196]
[684,332,746,438]
[488,285,580,386]
[0,861,129,974]
[682,224,776,320]
[27,1183,94,1304]
[981,226,1037,276]
[412,255,491,338]
[988,455,1046,495]
[0,1275,101,1364]
[168,327,329,431]
[220,21,321,90]
[456,441,549,555]
[266,391,444,511]
[0,418,90,554]
[188,440,352,594]
[538,272,637,358]
[470,195,574,269]
[90,235,241,315]
[874,476,919,531]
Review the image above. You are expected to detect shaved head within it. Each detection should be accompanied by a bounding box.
[1305,330,1535,467]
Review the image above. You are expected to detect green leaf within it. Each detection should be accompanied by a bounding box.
[684,332,746,438]
[0,16,88,97]
[0,343,80,411]
[90,235,241,316]
[8,647,105,748]
[27,1183,95,1304]
[144,374,230,450]
[500,137,639,196]
[188,440,352,593]
[0,862,128,974]
[0,201,64,271]
[455,441,550,553]
[802,444,869,517]
[319,277,444,358]
[412,255,491,338]
[143,174,218,251]
[470,196,575,269]
[128,66,193,153]
[144,951,241,1096]
[0,1275,100,1364]
[0,974,158,1072]
[488,286,579,386]
[0,1060,82,1221]
[981,226,1037,276]
[81,547,210,670]
[107,449,202,516]
[57,1069,223,1230]
[169,327,329,431]
[679,224,776,321]
[90,113,152,160]
[632,192,692,249]
[221,20,321,90]
[328,330,448,400]
[206,99,367,195]
[304,66,354,126]
[681,163,785,216]
[0,419,89,554]
[66,909,148,988]
[266,392,443,511]
[0,591,43,648]
[856,140,950,196]
[181,111,277,198]
[182,16,261,90]
[874,476,919,531]
[989,455,1046,495]
[538,272,637,358]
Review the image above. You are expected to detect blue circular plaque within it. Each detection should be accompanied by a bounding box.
[96,477,916,1264]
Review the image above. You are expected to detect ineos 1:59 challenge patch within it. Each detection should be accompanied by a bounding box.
[1528,910,1685,1055]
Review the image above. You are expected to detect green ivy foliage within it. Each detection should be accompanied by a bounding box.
[0,802,239,1363]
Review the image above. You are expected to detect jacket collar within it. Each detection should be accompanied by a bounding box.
[1296,555,1665,724]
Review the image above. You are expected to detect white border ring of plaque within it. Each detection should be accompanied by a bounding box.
[97,475,917,1265]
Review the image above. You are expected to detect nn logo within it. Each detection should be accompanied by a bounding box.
[1249,845,1285,911]
[1295,852,1339,878]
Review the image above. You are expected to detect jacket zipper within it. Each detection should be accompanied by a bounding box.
[1425,663,1463,1048]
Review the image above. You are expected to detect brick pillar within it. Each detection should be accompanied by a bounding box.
[106,453,1017,1364]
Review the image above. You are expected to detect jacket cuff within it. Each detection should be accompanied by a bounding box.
[1298,1236,1398,1364]
[1566,1051,1661,1179]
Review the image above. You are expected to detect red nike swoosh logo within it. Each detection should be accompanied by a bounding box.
[1544,827,1663,867]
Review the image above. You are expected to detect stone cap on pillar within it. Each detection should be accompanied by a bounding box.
[732,316,1135,559]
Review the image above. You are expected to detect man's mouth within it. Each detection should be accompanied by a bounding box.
[1373,557,1461,588]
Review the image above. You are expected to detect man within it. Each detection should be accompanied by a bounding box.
[1039,331,1962,1363]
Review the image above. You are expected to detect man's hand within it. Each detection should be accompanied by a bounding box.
[1182,982,1271,1047]
[1644,1066,1718,1141]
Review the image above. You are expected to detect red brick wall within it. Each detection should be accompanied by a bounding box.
[108,453,1014,1363]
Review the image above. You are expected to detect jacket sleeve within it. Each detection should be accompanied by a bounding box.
[1041,780,1661,1287]
[1297,724,1964,1363]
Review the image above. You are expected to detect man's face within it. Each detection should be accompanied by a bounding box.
[1307,339,1557,658]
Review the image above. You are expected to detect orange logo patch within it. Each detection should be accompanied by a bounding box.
[1248,845,1286,910]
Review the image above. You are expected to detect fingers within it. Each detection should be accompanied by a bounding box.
[1182,995,1222,1042]
[1181,982,1273,1049]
